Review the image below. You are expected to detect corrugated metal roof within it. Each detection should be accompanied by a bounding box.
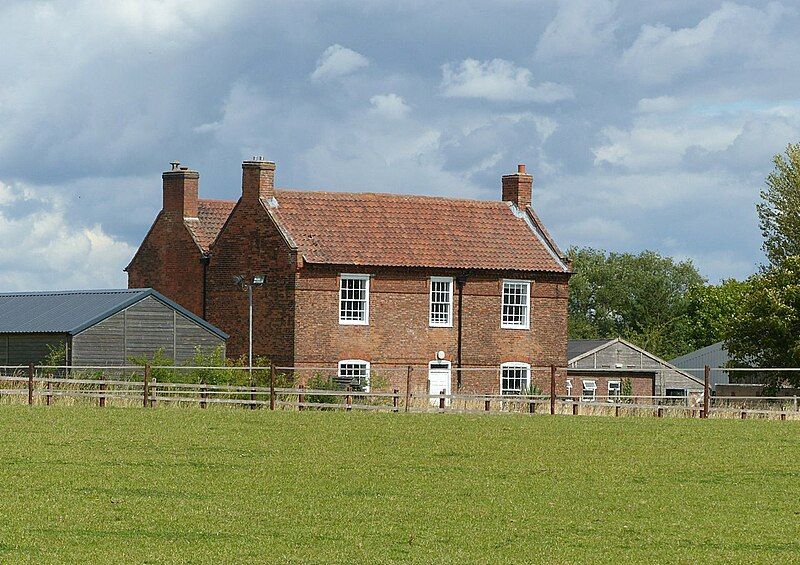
[567,339,613,361]
[0,288,228,339]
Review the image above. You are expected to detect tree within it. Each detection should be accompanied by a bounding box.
[757,142,800,269]
[684,279,749,349]
[567,248,705,359]
[724,257,800,388]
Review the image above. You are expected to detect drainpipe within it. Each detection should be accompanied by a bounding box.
[455,272,470,391]
[200,254,210,319]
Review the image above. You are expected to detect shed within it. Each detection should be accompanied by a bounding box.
[0,289,227,366]
[670,342,730,390]
[568,338,703,397]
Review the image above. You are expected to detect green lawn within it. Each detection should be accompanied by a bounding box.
[0,407,797,563]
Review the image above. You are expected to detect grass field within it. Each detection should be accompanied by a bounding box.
[0,407,798,563]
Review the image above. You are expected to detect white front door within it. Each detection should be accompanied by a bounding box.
[428,361,452,406]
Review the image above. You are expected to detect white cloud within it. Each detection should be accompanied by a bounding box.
[620,2,786,84]
[310,44,369,82]
[440,59,573,103]
[0,182,134,291]
[593,101,800,173]
[193,81,270,148]
[536,0,617,58]
[593,117,740,171]
[635,96,682,113]
[369,93,410,119]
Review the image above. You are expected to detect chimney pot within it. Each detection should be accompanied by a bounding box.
[162,163,199,218]
[242,158,276,202]
[518,164,526,174]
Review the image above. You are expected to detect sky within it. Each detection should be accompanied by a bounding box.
[2,0,799,290]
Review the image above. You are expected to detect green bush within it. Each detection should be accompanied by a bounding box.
[305,373,342,406]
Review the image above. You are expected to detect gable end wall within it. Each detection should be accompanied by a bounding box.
[205,201,298,365]
[126,212,205,317]
[72,296,224,365]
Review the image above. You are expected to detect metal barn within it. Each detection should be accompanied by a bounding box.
[0,289,227,366]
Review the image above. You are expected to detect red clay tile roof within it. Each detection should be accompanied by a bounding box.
[186,199,236,252]
[267,190,569,272]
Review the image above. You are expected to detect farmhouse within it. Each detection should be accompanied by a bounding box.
[0,289,227,366]
[127,159,571,394]
[567,338,703,399]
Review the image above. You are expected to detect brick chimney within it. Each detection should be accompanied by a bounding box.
[242,157,276,202]
[502,164,532,208]
[162,161,199,218]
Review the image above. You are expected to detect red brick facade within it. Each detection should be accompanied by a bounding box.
[126,210,206,317]
[128,160,572,394]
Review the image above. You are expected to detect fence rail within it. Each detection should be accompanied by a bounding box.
[0,364,798,420]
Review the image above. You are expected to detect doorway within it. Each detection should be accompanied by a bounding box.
[428,361,452,406]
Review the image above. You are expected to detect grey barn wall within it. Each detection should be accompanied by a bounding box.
[71,296,224,365]
[670,342,730,388]
[0,333,68,366]
[569,341,703,394]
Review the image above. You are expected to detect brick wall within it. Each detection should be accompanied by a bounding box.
[204,200,299,366]
[126,212,205,317]
[292,265,569,393]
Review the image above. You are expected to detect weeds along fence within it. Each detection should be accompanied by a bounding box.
[0,364,798,420]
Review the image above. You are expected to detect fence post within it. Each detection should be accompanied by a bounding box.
[439,389,445,411]
[781,412,786,421]
[615,405,620,417]
[150,377,157,408]
[741,410,747,419]
[703,365,710,419]
[200,383,207,409]
[46,380,52,406]
[550,365,556,415]
[345,386,352,412]
[529,397,536,414]
[143,364,151,408]
[405,366,412,413]
[298,385,305,411]
[393,388,399,413]
[794,396,798,412]
[28,363,34,406]
[572,401,578,416]
[269,362,276,411]
[99,375,106,408]
[485,398,490,412]
[657,407,663,418]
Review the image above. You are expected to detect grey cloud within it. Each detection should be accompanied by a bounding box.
[619,2,789,85]
[535,0,618,59]
[0,0,798,288]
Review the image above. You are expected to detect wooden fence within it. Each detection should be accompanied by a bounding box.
[0,363,798,420]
